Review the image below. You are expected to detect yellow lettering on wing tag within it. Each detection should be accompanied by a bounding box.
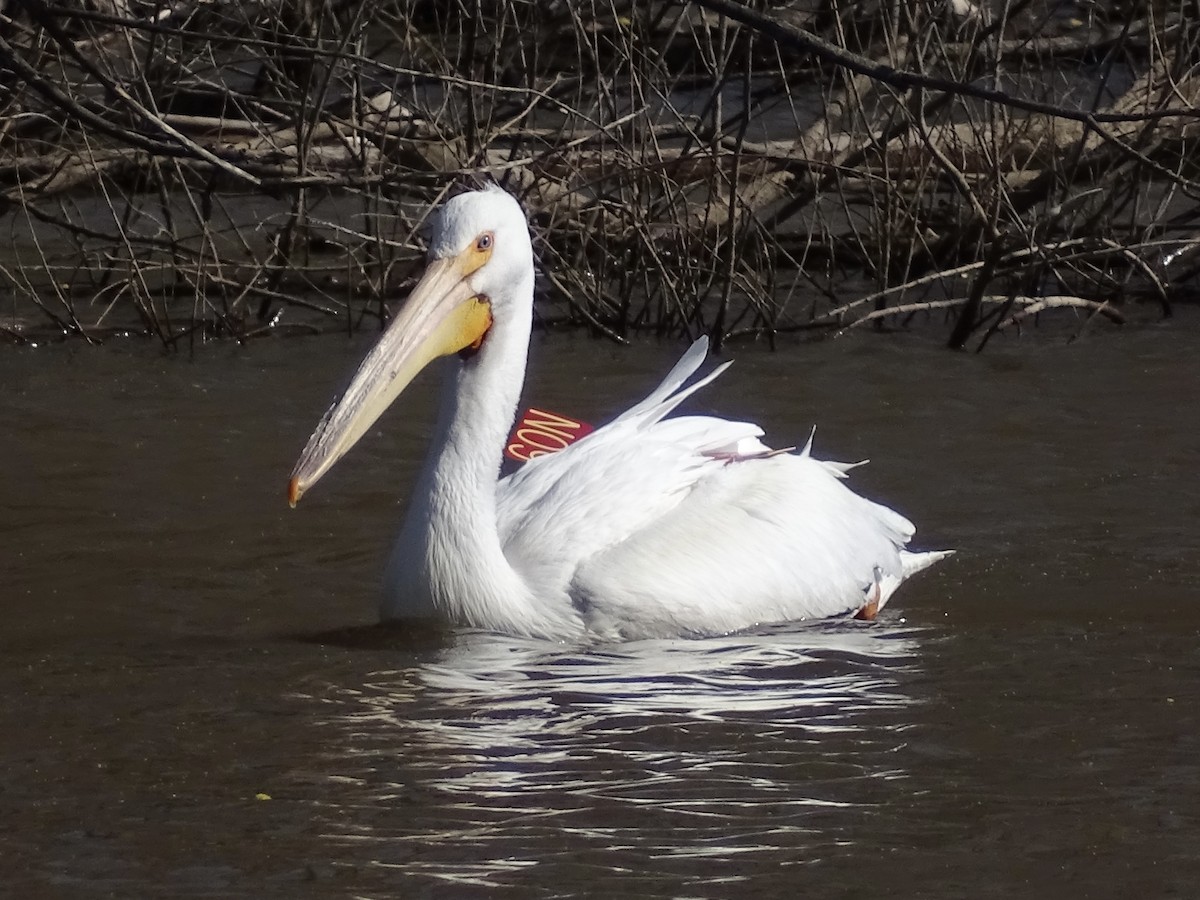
[505,408,594,462]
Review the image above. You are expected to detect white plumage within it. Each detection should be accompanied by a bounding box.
[289,185,951,640]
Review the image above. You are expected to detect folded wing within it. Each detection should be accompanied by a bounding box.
[495,338,938,637]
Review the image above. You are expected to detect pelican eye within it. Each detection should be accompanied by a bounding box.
[476,233,493,252]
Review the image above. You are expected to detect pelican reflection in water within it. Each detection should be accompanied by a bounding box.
[310,624,927,888]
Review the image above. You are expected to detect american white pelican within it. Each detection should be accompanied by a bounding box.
[288,185,951,640]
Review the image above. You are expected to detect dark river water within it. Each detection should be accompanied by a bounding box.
[3,314,1199,898]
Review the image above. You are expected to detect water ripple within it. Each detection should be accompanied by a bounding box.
[307,622,926,892]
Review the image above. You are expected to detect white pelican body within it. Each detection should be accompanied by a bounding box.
[289,186,950,640]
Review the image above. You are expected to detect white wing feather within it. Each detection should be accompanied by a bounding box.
[495,338,943,637]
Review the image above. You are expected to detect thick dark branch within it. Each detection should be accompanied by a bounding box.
[694,0,1200,126]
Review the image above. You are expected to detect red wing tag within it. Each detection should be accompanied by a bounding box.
[505,407,594,462]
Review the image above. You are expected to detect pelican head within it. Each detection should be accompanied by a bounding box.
[288,185,534,505]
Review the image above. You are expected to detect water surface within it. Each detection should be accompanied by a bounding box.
[3,318,1198,896]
